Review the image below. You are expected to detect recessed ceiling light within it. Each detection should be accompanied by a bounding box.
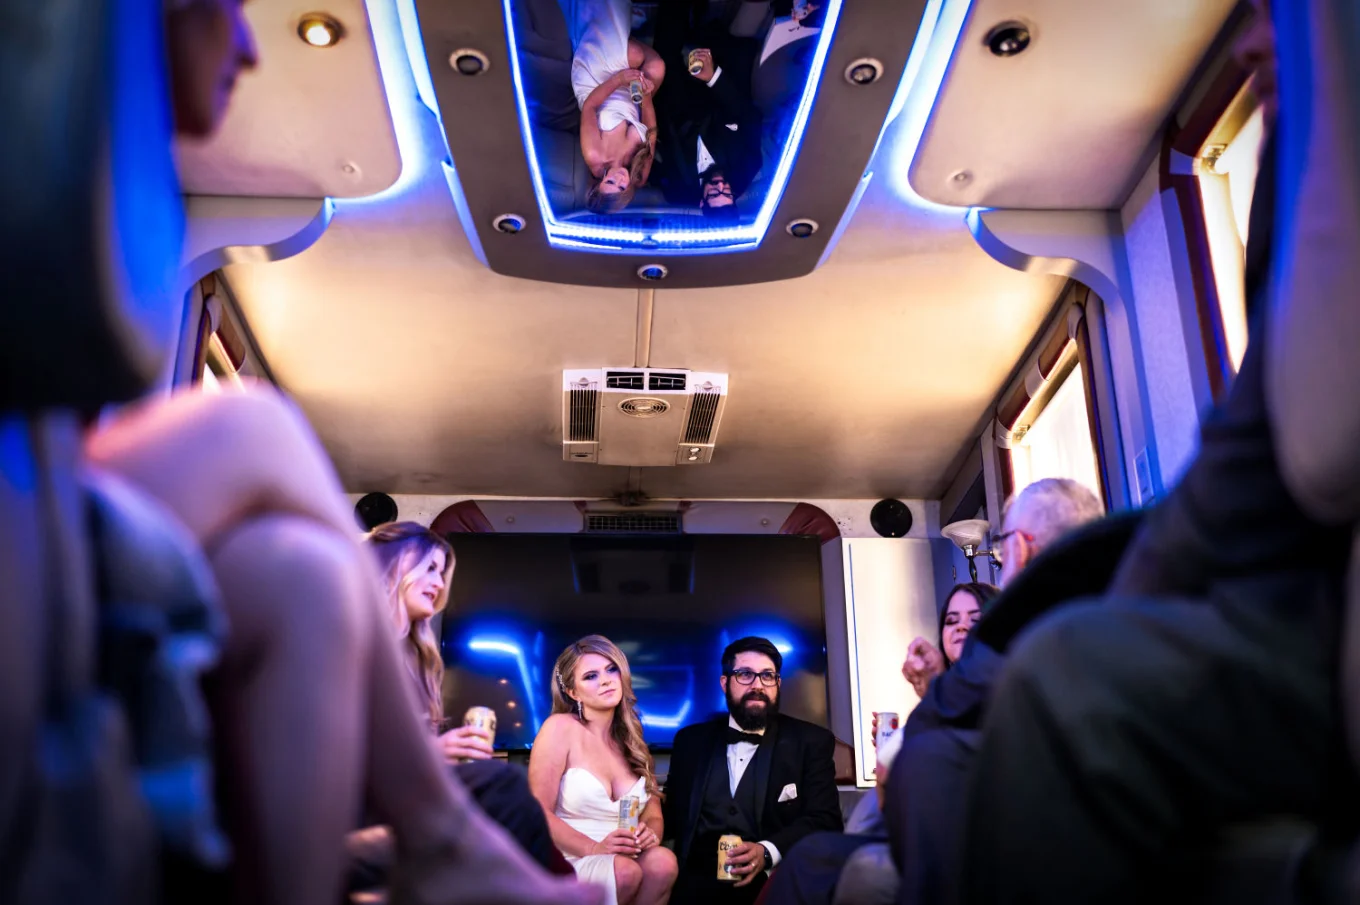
[985,21,1032,57]
[298,13,344,48]
[844,58,883,86]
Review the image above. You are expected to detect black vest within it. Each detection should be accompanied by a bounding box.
[695,744,760,839]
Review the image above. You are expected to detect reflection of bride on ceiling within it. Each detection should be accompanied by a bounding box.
[560,0,664,214]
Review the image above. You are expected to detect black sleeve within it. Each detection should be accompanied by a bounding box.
[767,727,842,855]
[706,37,760,126]
[902,641,1006,738]
[973,509,1140,653]
[662,730,692,844]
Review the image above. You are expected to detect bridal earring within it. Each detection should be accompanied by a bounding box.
[575,698,583,719]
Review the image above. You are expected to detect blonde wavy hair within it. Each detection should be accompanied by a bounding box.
[552,635,661,801]
[365,521,455,727]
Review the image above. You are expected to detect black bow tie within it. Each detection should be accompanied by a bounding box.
[727,728,764,746]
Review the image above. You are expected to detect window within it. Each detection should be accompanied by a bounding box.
[1198,101,1266,373]
[1009,366,1103,503]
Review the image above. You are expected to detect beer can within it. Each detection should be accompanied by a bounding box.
[617,796,641,831]
[687,49,704,76]
[628,79,644,104]
[463,706,497,748]
[873,711,899,750]
[717,834,743,881]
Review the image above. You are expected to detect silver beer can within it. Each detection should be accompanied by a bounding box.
[463,706,497,748]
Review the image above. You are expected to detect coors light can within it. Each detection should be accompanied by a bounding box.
[717,834,743,881]
[463,706,497,748]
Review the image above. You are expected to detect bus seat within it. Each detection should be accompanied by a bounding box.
[0,0,184,413]
[0,0,220,901]
[1266,2,1360,850]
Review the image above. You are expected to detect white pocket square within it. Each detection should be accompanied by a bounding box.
[778,783,798,803]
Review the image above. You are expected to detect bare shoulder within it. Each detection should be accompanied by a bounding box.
[535,713,582,748]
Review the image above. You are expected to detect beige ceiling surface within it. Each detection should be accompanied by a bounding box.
[204,0,1208,501]
[228,159,1062,499]
[910,0,1235,209]
[175,0,400,199]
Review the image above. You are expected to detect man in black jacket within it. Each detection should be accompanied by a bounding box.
[650,2,763,217]
[663,636,842,904]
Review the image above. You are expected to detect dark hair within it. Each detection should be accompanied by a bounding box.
[938,583,1000,665]
[722,636,783,675]
[698,165,738,219]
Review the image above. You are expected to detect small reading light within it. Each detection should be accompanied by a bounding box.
[298,13,344,48]
[986,21,1032,57]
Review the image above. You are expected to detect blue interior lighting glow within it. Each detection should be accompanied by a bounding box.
[468,637,544,732]
[338,0,445,209]
[640,698,693,729]
[637,667,696,729]
[501,0,844,252]
[877,0,974,214]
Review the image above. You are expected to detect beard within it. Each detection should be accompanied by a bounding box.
[727,685,780,731]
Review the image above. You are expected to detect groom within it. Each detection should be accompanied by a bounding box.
[663,636,843,904]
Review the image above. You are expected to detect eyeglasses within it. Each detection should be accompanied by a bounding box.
[728,669,780,687]
[988,529,1034,567]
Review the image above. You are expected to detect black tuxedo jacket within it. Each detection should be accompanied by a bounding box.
[651,5,763,206]
[662,713,842,865]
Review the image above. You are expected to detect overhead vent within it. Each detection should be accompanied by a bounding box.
[605,370,645,390]
[648,372,686,391]
[584,512,684,534]
[562,368,729,466]
[566,380,599,443]
[683,391,721,444]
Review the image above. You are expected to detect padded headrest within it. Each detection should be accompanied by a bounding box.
[1266,0,1360,523]
[972,508,1144,654]
[0,0,185,412]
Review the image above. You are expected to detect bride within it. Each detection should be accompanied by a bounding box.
[559,0,664,213]
[529,636,678,904]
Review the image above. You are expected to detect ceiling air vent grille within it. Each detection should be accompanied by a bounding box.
[683,392,721,444]
[648,372,687,391]
[585,513,683,534]
[567,386,599,442]
[605,371,645,390]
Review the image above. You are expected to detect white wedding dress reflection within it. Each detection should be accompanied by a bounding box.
[559,0,648,144]
[555,767,648,905]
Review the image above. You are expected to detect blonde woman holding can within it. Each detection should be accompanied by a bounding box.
[529,635,678,905]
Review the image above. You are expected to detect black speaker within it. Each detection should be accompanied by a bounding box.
[869,499,913,538]
[355,492,398,530]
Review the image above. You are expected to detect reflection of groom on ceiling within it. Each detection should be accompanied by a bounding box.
[651,1,764,215]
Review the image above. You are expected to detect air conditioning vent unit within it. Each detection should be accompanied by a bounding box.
[584,512,684,534]
[562,368,729,466]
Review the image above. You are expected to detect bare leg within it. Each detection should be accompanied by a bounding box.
[208,515,369,905]
[613,857,644,905]
[89,388,601,905]
[635,847,678,905]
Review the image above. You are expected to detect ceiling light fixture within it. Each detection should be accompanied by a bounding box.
[298,12,344,48]
[450,48,491,76]
[985,21,1032,57]
[844,57,884,86]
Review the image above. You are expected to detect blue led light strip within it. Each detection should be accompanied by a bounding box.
[501,0,844,253]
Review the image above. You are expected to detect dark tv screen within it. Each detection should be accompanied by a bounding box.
[437,533,828,750]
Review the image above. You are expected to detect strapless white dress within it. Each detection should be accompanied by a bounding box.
[558,0,649,143]
[555,767,648,905]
